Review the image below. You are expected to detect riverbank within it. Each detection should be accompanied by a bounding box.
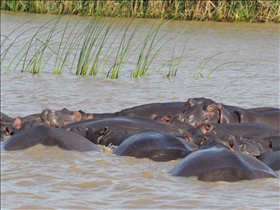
[1,0,279,23]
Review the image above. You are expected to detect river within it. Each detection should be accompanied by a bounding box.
[1,11,279,209]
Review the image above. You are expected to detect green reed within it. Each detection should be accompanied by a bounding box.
[190,52,243,79]
[2,15,197,78]
[133,19,168,78]
[108,18,138,79]
[1,0,279,23]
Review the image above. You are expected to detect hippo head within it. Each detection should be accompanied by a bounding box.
[197,133,236,150]
[177,102,221,126]
[66,124,88,137]
[86,126,128,146]
[5,117,22,135]
[197,133,261,157]
[40,109,64,127]
[182,97,216,112]
[86,127,105,145]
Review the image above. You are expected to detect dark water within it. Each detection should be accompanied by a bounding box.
[1,11,279,209]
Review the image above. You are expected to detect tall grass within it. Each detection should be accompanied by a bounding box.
[1,0,279,23]
[1,15,200,78]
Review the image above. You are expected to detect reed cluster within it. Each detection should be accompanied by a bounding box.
[1,0,279,23]
[1,16,194,78]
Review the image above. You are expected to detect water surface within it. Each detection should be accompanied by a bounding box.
[1,11,279,209]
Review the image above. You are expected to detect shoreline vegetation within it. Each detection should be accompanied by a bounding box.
[1,0,279,23]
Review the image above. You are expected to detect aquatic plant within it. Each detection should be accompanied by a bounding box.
[190,52,243,79]
[1,15,199,78]
[1,0,279,23]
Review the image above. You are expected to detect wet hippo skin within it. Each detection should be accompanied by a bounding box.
[2,125,100,152]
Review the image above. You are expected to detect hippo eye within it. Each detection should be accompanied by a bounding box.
[100,127,108,135]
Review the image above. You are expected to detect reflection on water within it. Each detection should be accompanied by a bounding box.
[1,11,280,209]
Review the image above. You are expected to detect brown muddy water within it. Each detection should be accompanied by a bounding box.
[1,11,280,209]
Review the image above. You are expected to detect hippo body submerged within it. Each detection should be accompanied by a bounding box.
[170,145,278,182]
[2,125,100,152]
[258,151,280,171]
[64,116,193,138]
[2,98,279,184]
[89,102,186,120]
[113,130,197,161]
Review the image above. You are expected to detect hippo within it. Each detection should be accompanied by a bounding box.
[0,112,13,124]
[150,114,194,131]
[235,108,280,130]
[177,101,240,126]
[181,97,271,114]
[262,136,280,152]
[115,102,186,118]
[64,124,88,138]
[177,97,280,126]
[190,122,236,140]
[5,115,43,135]
[113,130,197,162]
[63,116,194,139]
[239,136,273,155]
[195,133,261,157]
[86,126,131,146]
[1,112,14,140]
[257,151,280,171]
[88,102,186,120]
[40,108,93,127]
[16,120,50,133]
[170,137,278,182]
[190,122,280,155]
[2,125,100,152]
[191,123,280,139]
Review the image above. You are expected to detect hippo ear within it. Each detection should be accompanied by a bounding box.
[78,110,93,120]
[13,117,22,130]
[267,140,272,148]
[234,109,244,123]
[217,103,227,123]
[184,99,191,112]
